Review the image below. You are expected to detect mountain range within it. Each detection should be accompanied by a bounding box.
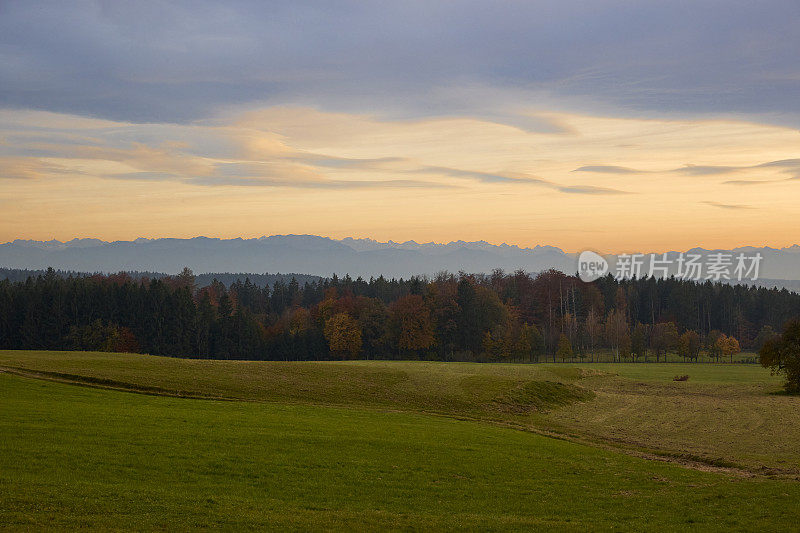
[1,235,799,288]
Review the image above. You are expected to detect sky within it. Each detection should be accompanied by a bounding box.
[1,0,799,253]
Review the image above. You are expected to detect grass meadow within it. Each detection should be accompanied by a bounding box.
[2,350,799,530]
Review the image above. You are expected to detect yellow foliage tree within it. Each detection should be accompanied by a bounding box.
[556,334,573,361]
[324,312,362,359]
[719,334,740,362]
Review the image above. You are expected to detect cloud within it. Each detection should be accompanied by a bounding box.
[0,157,77,179]
[557,185,630,195]
[2,110,634,195]
[572,165,640,174]
[672,165,738,176]
[1,2,799,126]
[413,165,630,194]
[723,179,769,186]
[724,175,800,186]
[416,166,549,185]
[703,201,754,210]
[191,176,455,189]
[574,158,800,177]
[756,158,800,168]
[288,154,407,170]
[446,108,574,135]
[104,171,181,182]
[90,156,455,190]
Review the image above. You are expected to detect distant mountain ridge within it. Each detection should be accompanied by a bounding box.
[1,235,799,284]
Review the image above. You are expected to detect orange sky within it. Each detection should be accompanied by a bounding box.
[2,107,799,253]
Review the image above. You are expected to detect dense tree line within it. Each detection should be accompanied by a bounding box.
[0,267,320,288]
[1,267,799,362]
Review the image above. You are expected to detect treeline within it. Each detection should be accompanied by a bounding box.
[0,267,320,288]
[1,267,798,362]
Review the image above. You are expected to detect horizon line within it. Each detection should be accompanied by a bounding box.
[3,234,800,256]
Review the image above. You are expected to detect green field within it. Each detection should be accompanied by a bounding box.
[2,350,799,530]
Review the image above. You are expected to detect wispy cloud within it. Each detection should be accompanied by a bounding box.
[0,157,78,179]
[287,154,408,169]
[572,165,640,174]
[416,166,549,185]
[703,201,754,210]
[723,179,769,186]
[98,159,457,190]
[756,158,800,168]
[723,175,800,186]
[672,165,738,176]
[104,171,180,182]
[191,176,455,189]
[557,185,630,195]
[414,165,631,194]
[574,158,800,177]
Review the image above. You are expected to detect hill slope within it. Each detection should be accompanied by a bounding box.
[3,369,800,530]
[0,350,794,474]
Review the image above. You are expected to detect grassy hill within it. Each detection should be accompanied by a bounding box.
[2,350,799,529]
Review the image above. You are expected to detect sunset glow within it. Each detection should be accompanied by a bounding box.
[1,108,798,252]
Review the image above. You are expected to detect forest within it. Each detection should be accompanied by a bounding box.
[1,267,798,362]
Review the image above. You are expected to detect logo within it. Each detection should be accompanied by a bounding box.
[578,250,609,282]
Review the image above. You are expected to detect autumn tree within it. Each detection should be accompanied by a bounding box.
[706,329,724,361]
[678,330,701,362]
[483,329,508,360]
[650,322,679,362]
[387,294,435,356]
[289,307,312,335]
[323,312,362,359]
[515,322,545,362]
[482,299,517,361]
[718,334,740,363]
[106,324,139,353]
[556,333,573,361]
